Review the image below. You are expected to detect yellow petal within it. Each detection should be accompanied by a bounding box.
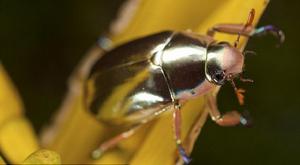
[0,64,23,126]
[0,117,39,164]
[42,91,108,163]
[23,149,61,165]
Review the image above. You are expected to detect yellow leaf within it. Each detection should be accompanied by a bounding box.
[0,61,40,164]
[23,149,61,165]
[0,117,39,164]
[0,64,23,126]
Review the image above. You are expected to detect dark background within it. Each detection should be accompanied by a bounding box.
[0,1,299,164]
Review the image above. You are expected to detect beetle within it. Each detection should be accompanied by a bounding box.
[84,9,284,164]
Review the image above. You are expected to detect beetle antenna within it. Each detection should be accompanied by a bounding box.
[230,79,246,105]
[234,8,255,47]
[239,75,254,83]
[243,50,257,56]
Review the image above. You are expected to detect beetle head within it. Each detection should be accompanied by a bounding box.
[204,8,256,106]
[205,42,244,86]
[205,42,249,105]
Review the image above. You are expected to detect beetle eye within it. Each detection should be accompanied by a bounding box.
[212,70,226,85]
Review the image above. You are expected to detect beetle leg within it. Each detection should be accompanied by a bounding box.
[207,24,284,44]
[173,102,192,164]
[91,124,142,159]
[207,24,253,37]
[206,93,248,126]
[251,25,285,44]
[175,107,209,165]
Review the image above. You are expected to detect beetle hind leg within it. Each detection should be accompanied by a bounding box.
[91,124,142,159]
[206,93,250,127]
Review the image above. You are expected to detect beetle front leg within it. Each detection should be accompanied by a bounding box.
[206,94,248,126]
[173,102,192,164]
[207,24,284,44]
[91,124,142,159]
[207,24,253,37]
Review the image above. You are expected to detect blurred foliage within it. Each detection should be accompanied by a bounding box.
[0,0,299,164]
[0,156,5,165]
